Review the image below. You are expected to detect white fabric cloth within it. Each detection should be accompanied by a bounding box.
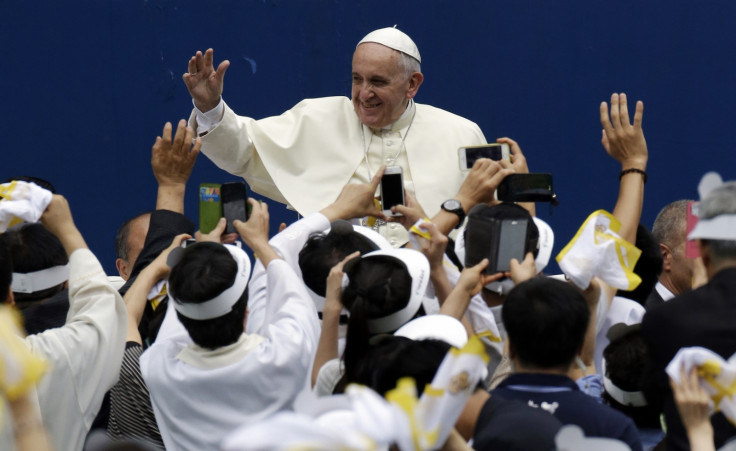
[0,181,52,232]
[223,335,489,451]
[223,385,411,451]
[666,347,736,426]
[594,296,646,374]
[556,210,642,291]
[140,259,320,450]
[245,212,330,334]
[2,248,127,451]
[189,97,485,218]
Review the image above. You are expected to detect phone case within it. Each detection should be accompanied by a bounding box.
[199,183,222,234]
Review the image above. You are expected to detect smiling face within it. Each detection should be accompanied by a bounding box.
[351,43,422,129]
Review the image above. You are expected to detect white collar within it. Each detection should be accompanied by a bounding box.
[177,333,265,369]
[655,281,675,302]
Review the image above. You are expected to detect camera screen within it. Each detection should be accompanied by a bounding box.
[464,146,503,168]
[496,218,528,272]
[381,172,404,209]
[222,183,248,233]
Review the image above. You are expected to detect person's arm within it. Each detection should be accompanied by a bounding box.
[415,222,453,303]
[40,195,86,255]
[234,199,280,266]
[394,158,514,236]
[440,259,502,319]
[312,252,358,387]
[31,195,127,449]
[123,234,190,344]
[600,93,648,244]
[497,137,535,216]
[152,119,201,213]
[319,166,387,223]
[9,394,52,451]
[670,365,715,451]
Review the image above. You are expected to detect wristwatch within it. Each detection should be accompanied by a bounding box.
[441,199,465,229]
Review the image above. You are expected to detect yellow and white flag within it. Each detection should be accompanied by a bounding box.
[0,181,53,233]
[666,347,736,426]
[0,306,47,401]
[556,210,641,291]
[386,334,489,450]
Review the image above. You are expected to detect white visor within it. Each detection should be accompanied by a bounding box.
[601,358,648,407]
[11,264,69,294]
[688,214,736,241]
[394,314,468,349]
[168,244,252,321]
[354,248,430,334]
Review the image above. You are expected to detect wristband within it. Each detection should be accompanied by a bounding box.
[619,168,647,184]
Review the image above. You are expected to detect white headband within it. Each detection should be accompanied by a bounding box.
[601,359,648,407]
[352,248,430,334]
[11,264,69,294]
[357,26,421,63]
[688,214,736,241]
[168,244,252,321]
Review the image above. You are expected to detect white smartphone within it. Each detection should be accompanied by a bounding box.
[458,143,510,170]
[380,166,405,216]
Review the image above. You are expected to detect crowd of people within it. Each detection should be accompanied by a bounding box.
[1,27,735,451]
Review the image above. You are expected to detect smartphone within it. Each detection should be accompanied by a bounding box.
[458,143,510,170]
[221,182,249,235]
[493,218,529,272]
[380,166,405,216]
[199,183,222,234]
[464,215,529,274]
[497,173,555,203]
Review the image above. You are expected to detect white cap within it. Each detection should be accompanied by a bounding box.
[357,26,421,63]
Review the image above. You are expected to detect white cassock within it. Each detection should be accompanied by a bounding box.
[189,96,486,243]
[140,259,320,450]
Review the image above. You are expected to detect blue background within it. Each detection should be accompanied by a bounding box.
[4,0,735,276]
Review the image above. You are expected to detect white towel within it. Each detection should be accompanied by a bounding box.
[0,181,53,233]
[666,347,736,426]
[556,210,641,291]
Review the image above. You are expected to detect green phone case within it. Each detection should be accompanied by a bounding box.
[199,183,223,234]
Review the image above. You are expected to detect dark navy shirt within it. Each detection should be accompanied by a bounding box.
[493,373,643,451]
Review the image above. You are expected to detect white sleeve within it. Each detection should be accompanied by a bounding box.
[25,248,127,449]
[268,212,331,272]
[154,295,190,343]
[261,260,320,356]
[188,101,288,205]
[245,212,329,334]
[192,98,226,135]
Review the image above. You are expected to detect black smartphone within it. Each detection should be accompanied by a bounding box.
[380,166,405,216]
[493,218,528,272]
[221,182,249,234]
[465,216,529,274]
[497,173,555,203]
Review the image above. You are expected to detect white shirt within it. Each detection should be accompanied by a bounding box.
[141,259,320,450]
[3,248,127,451]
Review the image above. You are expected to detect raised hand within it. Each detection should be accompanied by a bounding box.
[600,93,647,169]
[182,48,230,112]
[151,119,200,187]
